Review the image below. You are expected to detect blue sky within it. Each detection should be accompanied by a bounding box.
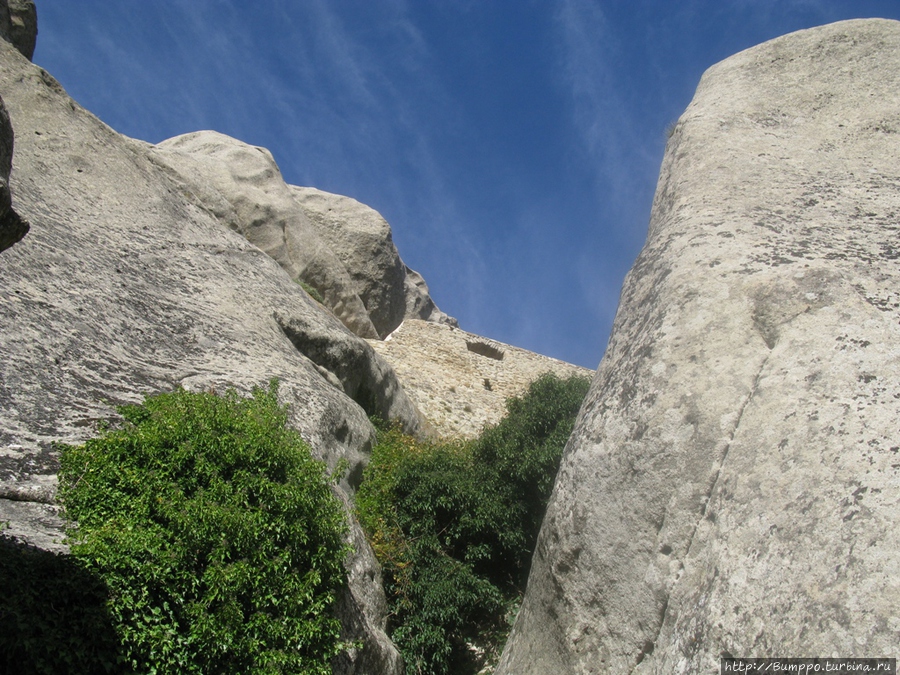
[32,1,900,369]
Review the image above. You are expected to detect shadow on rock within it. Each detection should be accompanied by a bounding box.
[0,535,123,674]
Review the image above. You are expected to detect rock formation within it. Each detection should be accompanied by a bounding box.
[291,186,457,333]
[11,2,898,672]
[370,319,592,438]
[497,19,900,673]
[0,0,36,61]
[152,131,455,340]
[0,32,417,673]
[0,0,31,251]
[0,92,26,252]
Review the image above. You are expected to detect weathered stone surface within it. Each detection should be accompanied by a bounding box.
[331,491,406,675]
[153,132,455,340]
[402,266,455,327]
[0,37,409,673]
[0,0,36,61]
[369,320,592,439]
[498,19,900,673]
[0,92,26,252]
[151,130,383,339]
[291,186,458,334]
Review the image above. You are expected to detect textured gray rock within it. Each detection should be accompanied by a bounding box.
[0,0,36,61]
[153,131,455,340]
[498,19,900,673]
[0,92,26,252]
[0,37,411,673]
[403,266,455,326]
[332,491,406,675]
[291,186,457,333]
[152,130,382,339]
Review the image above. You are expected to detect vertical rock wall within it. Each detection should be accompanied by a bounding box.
[498,19,900,673]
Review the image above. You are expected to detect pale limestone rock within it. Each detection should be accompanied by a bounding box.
[498,19,900,673]
[402,265,457,327]
[0,93,26,252]
[291,186,457,333]
[152,131,383,340]
[153,133,455,340]
[369,320,592,439]
[0,37,408,673]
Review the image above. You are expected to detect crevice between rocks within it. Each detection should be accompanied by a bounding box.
[0,203,28,252]
[275,312,378,415]
[631,349,772,673]
[274,311,419,437]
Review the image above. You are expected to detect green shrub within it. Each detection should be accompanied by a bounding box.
[58,382,350,674]
[471,372,591,586]
[356,372,590,674]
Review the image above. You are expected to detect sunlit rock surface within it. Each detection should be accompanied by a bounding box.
[370,319,592,439]
[0,35,414,674]
[153,131,455,340]
[498,19,900,674]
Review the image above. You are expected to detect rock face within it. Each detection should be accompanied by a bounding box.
[370,320,592,438]
[291,186,458,333]
[498,19,900,673]
[0,36,413,673]
[153,131,455,340]
[0,93,26,252]
[0,0,36,61]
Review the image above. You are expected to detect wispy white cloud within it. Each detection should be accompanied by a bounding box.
[34,0,646,367]
[554,0,636,197]
[550,0,663,359]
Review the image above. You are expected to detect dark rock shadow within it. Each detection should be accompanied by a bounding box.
[0,535,123,674]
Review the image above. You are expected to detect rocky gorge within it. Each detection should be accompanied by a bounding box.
[2,3,899,673]
[0,2,587,672]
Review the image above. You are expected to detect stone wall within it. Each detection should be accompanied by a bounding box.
[370,320,592,439]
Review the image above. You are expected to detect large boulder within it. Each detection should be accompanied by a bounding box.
[153,131,455,340]
[0,36,413,673]
[152,131,382,339]
[291,186,457,333]
[498,19,900,673]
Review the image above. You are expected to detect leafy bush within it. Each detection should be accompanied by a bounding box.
[356,372,590,674]
[471,371,592,587]
[58,382,350,674]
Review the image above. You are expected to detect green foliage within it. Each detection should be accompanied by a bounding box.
[472,371,592,586]
[298,279,325,304]
[356,372,590,675]
[58,382,350,674]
